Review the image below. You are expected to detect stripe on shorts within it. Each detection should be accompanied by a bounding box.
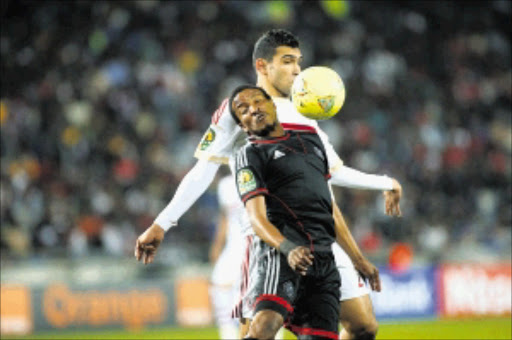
[264,247,280,295]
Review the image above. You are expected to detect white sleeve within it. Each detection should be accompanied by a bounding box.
[154,159,221,231]
[216,176,232,209]
[194,98,243,164]
[316,125,344,173]
[316,125,393,191]
[330,165,393,191]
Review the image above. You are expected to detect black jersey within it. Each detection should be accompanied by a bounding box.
[235,130,335,251]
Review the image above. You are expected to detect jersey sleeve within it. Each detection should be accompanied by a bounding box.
[316,125,344,174]
[194,98,242,164]
[217,175,233,209]
[234,145,268,204]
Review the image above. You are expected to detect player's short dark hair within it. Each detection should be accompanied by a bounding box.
[252,29,300,65]
[228,85,272,125]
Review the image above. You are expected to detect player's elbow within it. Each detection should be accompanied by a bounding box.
[249,217,267,239]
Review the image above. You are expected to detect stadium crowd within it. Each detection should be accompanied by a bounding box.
[1,1,510,265]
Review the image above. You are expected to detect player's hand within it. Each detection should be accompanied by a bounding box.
[383,178,402,217]
[287,246,314,276]
[135,224,165,265]
[353,257,381,292]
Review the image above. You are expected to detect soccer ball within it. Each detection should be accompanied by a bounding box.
[291,66,346,120]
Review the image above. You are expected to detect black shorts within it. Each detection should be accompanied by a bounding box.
[251,240,340,340]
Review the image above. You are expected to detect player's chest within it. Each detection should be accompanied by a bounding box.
[263,143,326,180]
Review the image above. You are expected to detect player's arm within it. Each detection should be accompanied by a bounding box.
[153,159,221,231]
[236,146,313,275]
[332,202,381,292]
[135,159,221,264]
[316,127,402,216]
[135,100,234,264]
[209,207,228,263]
[245,196,313,276]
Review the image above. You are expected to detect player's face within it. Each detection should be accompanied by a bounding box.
[266,46,302,97]
[232,89,278,137]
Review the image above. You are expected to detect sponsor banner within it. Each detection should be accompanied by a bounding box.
[31,281,175,332]
[371,266,437,319]
[0,285,33,335]
[175,277,213,326]
[438,263,512,317]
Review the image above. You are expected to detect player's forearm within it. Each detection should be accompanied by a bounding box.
[330,165,394,191]
[154,160,221,231]
[245,197,287,250]
[248,212,286,249]
[333,204,365,264]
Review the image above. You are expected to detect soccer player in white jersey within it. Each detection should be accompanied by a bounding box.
[135,29,402,340]
[209,175,245,340]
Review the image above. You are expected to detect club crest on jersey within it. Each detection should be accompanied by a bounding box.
[237,169,257,195]
[199,128,216,150]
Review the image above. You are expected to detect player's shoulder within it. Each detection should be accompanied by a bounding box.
[305,131,326,151]
[210,98,230,125]
[273,97,320,128]
[235,142,262,167]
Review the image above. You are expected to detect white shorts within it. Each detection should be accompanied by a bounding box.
[211,243,244,287]
[233,237,370,319]
[332,243,371,301]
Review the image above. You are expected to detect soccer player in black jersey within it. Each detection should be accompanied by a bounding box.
[230,84,343,340]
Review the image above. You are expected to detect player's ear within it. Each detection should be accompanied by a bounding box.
[255,58,268,75]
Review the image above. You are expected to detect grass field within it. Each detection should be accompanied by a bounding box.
[4,317,511,339]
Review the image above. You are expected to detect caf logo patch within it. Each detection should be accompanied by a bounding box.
[199,128,216,150]
[237,169,257,194]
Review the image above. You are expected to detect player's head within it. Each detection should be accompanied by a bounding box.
[253,29,303,97]
[229,85,279,137]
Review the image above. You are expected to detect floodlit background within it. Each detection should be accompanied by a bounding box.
[1,0,510,339]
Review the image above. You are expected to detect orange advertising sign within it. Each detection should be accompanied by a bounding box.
[0,285,33,335]
[175,278,212,326]
[42,284,167,329]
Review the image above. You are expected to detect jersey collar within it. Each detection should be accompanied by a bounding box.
[248,132,291,144]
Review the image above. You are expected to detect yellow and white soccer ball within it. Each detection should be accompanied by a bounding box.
[291,66,346,120]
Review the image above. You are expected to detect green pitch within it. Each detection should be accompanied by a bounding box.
[4,317,511,339]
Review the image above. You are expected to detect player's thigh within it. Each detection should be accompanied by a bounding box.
[339,294,376,327]
[290,257,340,339]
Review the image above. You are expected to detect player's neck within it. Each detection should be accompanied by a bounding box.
[251,123,285,139]
[269,124,285,137]
[256,77,287,98]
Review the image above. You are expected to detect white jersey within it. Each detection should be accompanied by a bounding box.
[216,175,245,254]
[195,96,351,266]
[211,175,245,286]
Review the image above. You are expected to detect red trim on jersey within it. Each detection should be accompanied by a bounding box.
[211,98,229,125]
[281,123,316,133]
[249,132,291,144]
[325,173,332,180]
[241,188,269,203]
[287,325,338,340]
[255,294,294,313]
